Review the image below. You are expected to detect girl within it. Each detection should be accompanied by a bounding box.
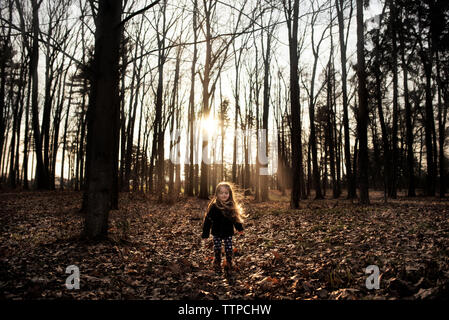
[201,182,246,273]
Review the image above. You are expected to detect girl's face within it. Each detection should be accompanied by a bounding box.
[217,186,230,202]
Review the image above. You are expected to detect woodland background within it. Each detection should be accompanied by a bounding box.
[0,0,448,300]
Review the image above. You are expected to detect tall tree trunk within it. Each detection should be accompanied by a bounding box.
[254,38,261,202]
[307,138,311,197]
[336,0,355,198]
[334,65,342,197]
[156,68,165,202]
[0,10,9,173]
[309,84,322,199]
[232,44,241,186]
[423,60,435,196]
[286,0,302,208]
[261,25,272,201]
[30,0,50,190]
[155,1,168,202]
[9,61,25,188]
[124,21,144,191]
[23,69,32,189]
[50,65,67,189]
[41,20,55,180]
[399,21,415,197]
[373,14,391,199]
[199,2,212,200]
[119,33,128,191]
[435,51,446,197]
[327,62,337,199]
[133,74,146,192]
[168,46,181,202]
[389,0,398,198]
[60,75,74,190]
[84,0,122,239]
[356,0,369,204]
[187,0,198,197]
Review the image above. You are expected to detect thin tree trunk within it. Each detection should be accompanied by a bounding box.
[50,65,66,189]
[261,23,272,201]
[22,66,32,189]
[336,0,355,198]
[327,63,337,199]
[124,20,144,191]
[199,2,212,200]
[399,22,415,197]
[436,50,446,197]
[356,0,369,204]
[60,76,74,190]
[389,0,398,198]
[187,0,198,197]
[423,61,435,196]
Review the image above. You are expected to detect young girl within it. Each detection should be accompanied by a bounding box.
[201,182,246,273]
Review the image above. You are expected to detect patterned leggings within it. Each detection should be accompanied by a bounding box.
[213,236,233,259]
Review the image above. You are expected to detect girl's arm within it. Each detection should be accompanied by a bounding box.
[201,210,212,238]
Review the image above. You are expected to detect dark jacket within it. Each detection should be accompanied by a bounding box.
[201,203,244,238]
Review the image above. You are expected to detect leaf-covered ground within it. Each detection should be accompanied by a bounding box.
[1,190,449,300]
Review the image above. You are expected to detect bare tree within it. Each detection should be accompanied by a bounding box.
[83,0,160,238]
[356,0,369,204]
[282,0,303,208]
[198,0,248,199]
[186,0,200,197]
[335,0,356,198]
[302,0,331,199]
[83,0,123,238]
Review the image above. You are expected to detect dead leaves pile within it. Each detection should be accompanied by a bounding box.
[0,190,448,300]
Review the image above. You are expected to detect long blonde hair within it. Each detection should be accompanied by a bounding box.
[206,182,247,224]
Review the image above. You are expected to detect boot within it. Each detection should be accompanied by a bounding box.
[213,250,222,273]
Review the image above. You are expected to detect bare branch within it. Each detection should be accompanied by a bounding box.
[119,0,161,28]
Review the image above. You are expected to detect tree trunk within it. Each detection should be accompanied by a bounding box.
[327,63,337,199]
[84,0,122,239]
[399,24,416,197]
[199,2,212,200]
[187,0,198,197]
[436,51,446,197]
[336,0,355,199]
[50,65,67,189]
[261,26,272,201]
[423,61,435,196]
[287,0,302,208]
[23,69,32,189]
[155,23,166,202]
[389,0,398,198]
[60,75,74,190]
[124,20,144,191]
[374,22,391,198]
[29,0,51,190]
[356,0,369,204]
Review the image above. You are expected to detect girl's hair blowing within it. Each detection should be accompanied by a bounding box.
[206,182,247,224]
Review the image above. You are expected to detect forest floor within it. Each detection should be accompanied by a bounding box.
[1,189,449,300]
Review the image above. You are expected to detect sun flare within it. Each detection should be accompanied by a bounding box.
[202,114,218,136]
